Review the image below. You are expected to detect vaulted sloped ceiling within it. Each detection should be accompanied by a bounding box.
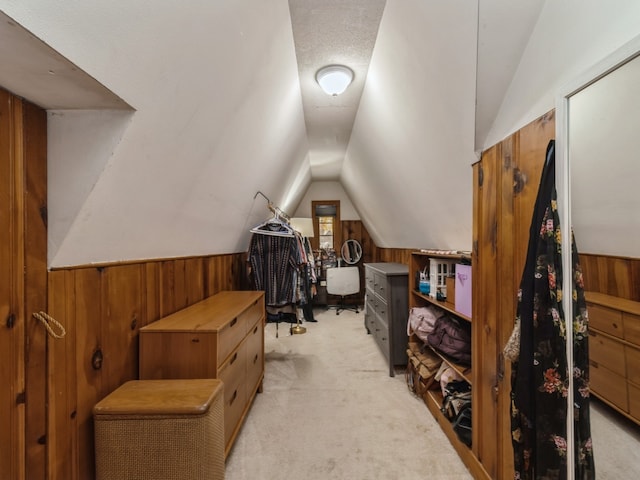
[6,1,636,267]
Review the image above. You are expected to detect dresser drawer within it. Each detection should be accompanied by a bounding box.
[217,314,249,366]
[629,383,640,420]
[374,296,388,319]
[625,345,640,385]
[624,312,640,344]
[245,321,264,392]
[365,269,375,291]
[589,331,625,376]
[139,332,217,379]
[238,299,264,333]
[589,360,628,412]
[373,316,390,360]
[373,272,388,301]
[219,343,248,446]
[588,303,624,338]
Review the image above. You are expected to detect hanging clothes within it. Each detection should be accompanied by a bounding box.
[510,140,595,480]
[248,232,304,308]
[300,236,317,322]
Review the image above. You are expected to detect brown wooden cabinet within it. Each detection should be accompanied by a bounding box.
[139,290,265,456]
[408,252,483,476]
[586,291,640,424]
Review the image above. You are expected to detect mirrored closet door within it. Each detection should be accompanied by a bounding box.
[559,35,640,479]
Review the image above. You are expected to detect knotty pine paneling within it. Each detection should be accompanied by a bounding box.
[23,100,48,480]
[376,248,413,265]
[0,87,26,480]
[47,253,245,480]
[580,253,640,301]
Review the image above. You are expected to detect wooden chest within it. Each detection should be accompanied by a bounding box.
[139,290,265,456]
[93,379,225,480]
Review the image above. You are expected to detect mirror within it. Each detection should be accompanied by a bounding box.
[341,239,362,265]
[559,34,640,478]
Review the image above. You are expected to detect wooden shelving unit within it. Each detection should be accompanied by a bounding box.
[409,251,486,479]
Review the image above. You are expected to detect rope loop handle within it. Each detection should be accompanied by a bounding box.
[33,311,66,339]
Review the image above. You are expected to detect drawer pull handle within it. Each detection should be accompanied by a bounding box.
[191,337,200,343]
[253,325,258,334]
[229,389,238,406]
[230,352,238,365]
[230,317,238,327]
[612,323,618,329]
[253,353,259,364]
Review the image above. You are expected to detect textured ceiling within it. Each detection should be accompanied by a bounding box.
[289,0,386,180]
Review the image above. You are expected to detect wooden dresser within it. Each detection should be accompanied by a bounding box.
[138,290,265,456]
[364,262,409,377]
[586,291,640,424]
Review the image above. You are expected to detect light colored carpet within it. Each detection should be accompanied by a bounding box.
[225,307,640,479]
[590,396,640,479]
[225,307,472,480]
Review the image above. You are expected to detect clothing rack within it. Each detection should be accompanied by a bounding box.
[254,191,290,222]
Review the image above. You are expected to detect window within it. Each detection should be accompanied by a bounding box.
[311,201,340,252]
[318,215,334,250]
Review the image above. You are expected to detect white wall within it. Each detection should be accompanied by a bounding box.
[484,0,640,150]
[292,181,360,220]
[342,0,478,251]
[2,0,311,267]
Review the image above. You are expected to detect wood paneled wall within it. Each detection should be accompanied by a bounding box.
[46,253,246,480]
[338,221,414,303]
[580,253,640,301]
[375,248,414,265]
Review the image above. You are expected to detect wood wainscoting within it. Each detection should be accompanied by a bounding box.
[46,253,246,480]
[579,252,640,302]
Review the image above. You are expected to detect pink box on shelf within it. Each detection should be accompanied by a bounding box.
[455,264,472,318]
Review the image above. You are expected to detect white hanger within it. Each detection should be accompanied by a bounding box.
[250,214,295,237]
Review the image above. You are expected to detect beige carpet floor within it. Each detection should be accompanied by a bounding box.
[225,307,472,480]
[225,307,640,479]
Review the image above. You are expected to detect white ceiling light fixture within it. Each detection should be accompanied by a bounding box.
[316,65,354,96]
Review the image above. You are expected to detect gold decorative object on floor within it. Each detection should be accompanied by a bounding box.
[291,310,307,335]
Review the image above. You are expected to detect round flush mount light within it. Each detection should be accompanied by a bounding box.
[315,65,354,96]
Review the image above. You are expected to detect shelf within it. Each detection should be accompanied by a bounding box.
[411,289,472,323]
[422,389,486,478]
[412,251,471,262]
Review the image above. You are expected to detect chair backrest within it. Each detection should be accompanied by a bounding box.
[326,266,360,296]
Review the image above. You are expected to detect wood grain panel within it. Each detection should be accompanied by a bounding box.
[102,265,144,392]
[514,110,555,281]
[580,253,638,301]
[0,87,25,480]
[206,254,240,296]
[496,134,516,477]
[47,270,78,480]
[22,99,48,480]
[74,267,103,480]
[473,144,499,478]
[46,252,245,480]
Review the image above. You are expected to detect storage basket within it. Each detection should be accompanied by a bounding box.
[93,379,225,480]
